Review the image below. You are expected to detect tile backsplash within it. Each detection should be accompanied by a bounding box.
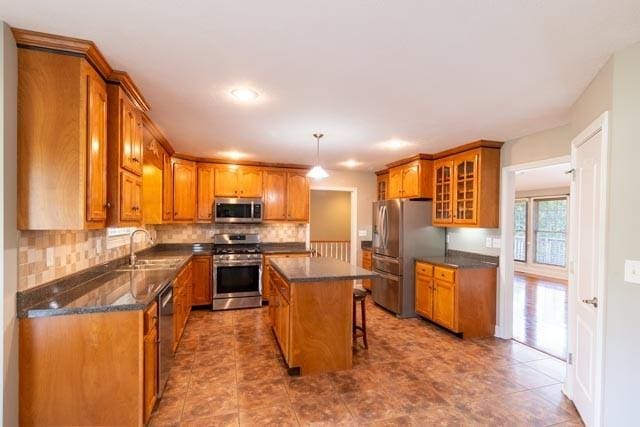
[154,223,307,244]
[18,226,157,291]
[18,222,307,291]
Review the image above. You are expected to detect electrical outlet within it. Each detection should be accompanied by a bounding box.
[446,234,450,244]
[492,238,501,249]
[358,229,368,237]
[485,237,493,248]
[624,260,640,284]
[46,247,55,268]
[96,238,102,254]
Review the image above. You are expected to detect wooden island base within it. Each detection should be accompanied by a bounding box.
[269,268,354,376]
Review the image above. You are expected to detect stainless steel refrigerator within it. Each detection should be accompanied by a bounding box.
[372,199,445,317]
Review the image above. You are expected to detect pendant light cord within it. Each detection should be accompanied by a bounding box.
[313,133,324,164]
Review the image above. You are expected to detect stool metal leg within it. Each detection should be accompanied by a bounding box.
[360,298,368,349]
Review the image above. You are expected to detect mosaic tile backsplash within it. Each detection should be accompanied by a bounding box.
[154,223,307,244]
[18,223,306,291]
[18,226,157,291]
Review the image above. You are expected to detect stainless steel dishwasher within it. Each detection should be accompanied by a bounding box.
[158,283,174,397]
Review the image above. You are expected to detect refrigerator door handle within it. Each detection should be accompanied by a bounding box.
[372,254,399,264]
[373,269,401,282]
[382,205,389,249]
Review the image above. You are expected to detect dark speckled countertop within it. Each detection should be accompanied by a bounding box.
[261,242,311,254]
[416,250,499,269]
[18,247,196,319]
[270,256,378,283]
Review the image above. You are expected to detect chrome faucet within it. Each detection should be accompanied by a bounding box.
[129,228,154,266]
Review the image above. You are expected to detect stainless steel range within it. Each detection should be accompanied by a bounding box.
[212,233,263,310]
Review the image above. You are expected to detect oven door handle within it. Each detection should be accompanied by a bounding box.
[214,261,263,267]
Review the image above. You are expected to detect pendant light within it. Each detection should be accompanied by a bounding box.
[307,133,329,180]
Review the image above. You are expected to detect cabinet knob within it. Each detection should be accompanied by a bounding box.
[104,202,111,209]
[132,157,139,163]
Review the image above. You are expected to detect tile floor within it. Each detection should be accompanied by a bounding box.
[513,273,568,360]
[150,299,582,426]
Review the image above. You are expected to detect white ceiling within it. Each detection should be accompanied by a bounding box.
[515,163,571,192]
[2,1,640,170]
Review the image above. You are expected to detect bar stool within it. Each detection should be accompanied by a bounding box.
[353,287,368,349]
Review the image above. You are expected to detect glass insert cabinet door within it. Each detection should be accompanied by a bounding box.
[434,159,453,223]
[453,153,479,223]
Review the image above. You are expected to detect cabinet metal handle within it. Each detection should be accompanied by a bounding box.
[132,157,139,162]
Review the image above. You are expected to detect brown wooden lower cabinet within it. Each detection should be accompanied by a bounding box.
[414,261,496,338]
[143,302,158,423]
[20,309,151,426]
[173,260,193,350]
[262,252,310,303]
[269,267,352,375]
[361,249,372,290]
[191,255,212,306]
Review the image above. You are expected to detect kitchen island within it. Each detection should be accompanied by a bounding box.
[269,256,378,376]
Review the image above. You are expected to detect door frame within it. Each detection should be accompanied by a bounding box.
[565,111,609,426]
[307,185,358,263]
[497,154,571,339]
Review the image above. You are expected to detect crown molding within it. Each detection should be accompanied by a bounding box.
[108,70,150,112]
[141,113,174,155]
[384,140,504,168]
[173,152,311,170]
[12,28,113,79]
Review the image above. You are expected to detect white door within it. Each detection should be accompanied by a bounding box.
[569,115,608,426]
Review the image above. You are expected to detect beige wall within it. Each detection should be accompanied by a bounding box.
[1,21,18,427]
[310,169,377,262]
[601,41,640,424]
[310,190,351,241]
[503,124,574,167]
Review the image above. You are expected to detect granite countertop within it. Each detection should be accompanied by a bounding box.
[261,242,311,254]
[416,254,498,269]
[270,256,378,283]
[18,248,195,319]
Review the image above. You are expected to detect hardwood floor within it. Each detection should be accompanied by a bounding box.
[513,272,569,361]
[149,300,582,426]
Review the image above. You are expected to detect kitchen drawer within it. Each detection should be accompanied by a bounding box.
[434,266,455,283]
[416,262,433,277]
[144,301,158,335]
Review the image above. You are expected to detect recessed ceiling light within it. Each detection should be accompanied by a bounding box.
[218,150,248,160]
[230,88,259,101]
[377,138,414,150]
[340,159,362,168]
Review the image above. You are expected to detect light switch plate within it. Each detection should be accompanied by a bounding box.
[485,237,493,248]
[46,247,55,268]
[358,229,368,237]
[492,238,501,249]
[624,260,640,284]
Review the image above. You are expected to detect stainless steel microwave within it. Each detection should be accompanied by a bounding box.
[214,198,263,223]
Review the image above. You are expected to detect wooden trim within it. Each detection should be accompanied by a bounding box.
[432,139,504,159]
[107,70,150,112]
[375,169,389,176]
[11,28,113,80]
[173,152,311,170]
[384,153,434,168]
[383,140,504,169]
[141,113,174,155]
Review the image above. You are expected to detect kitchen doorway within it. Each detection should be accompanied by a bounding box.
[308,186,358,264]
[512,162,571,360]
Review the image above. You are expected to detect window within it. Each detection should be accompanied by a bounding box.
[513,199,528,262]
[533,198,567,267]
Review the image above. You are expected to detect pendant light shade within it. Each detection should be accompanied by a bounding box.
[307,133,329,180]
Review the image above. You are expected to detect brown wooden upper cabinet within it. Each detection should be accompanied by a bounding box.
[263,169,287,221]
[163,153,173,222]
[286,172,310,222]
[106,83,146,227]
[17,47,108,230]
[214,166,263,198]
[387,160,433,199]
[263,170,309,222]
[376,172,389,200]
[197,164,216,221]
[173,158,197,222]
[432,147,500,228]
